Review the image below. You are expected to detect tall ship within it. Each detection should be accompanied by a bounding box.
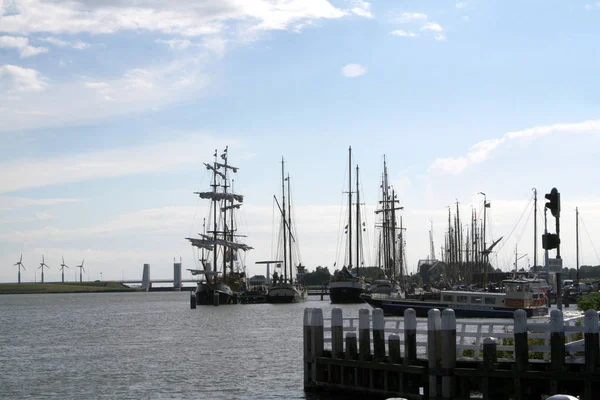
[265,158,307,303]
[329,146,367,304]
[186,147,252,305]
[368,155,404,297]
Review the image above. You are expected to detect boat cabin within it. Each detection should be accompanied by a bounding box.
[440,291,505,307]
[503,279,547,308]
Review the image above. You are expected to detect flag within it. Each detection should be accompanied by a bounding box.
[221,147,228,160]
[485,202,491,208]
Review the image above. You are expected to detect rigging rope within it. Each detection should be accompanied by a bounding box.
[580,215,600,265]
[495,194,534,256]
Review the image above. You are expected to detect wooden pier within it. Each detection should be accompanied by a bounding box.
[303,307,600,399]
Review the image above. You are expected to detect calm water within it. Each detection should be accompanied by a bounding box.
[0,292,365,399]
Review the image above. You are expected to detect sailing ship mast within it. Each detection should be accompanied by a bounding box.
[287,173,293,283]
[282,157,288,283]
[347,147,353,271]
[356,164,360,276]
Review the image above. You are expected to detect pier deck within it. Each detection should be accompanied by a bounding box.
[303,307,600,399]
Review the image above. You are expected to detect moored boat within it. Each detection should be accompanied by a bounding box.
[265,158,307,304]
[329,146,366,304]
[361,278,549,318]
[186,147,253,305]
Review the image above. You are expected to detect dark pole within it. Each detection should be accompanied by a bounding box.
[282,157,287,282]
[533,188,537,272]
[348,147,352,270]
[576,207,579,282]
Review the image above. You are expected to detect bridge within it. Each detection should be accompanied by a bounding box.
[120,263,198,291]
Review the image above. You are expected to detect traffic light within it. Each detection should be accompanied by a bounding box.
[544,187,560,217]
[542,233,559,250]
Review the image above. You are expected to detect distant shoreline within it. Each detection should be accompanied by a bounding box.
[0,282,139,295]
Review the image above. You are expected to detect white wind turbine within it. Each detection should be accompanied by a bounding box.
[38,255,50,283]
[75,259,85,283]
[14,254,25,284]
[59,257,69,283]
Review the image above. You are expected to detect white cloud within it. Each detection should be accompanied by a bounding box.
[350,0,373,18]
[0,195,79,211]
[395,12,428,22]
[0,56,210,131]
[40,37,89,50]
[456,2,467,9]
[0,0,362,37]
[156,38,193,50]
[421,22,443,32]
[391,29,417,37]
[584,3,600,10]
[429,119,600,175]
[0,133,238,193]
[434,34,447,41]
[462,16,471,22]
[0,65,47,92]
[0,35,48,57]
[341,63,367,78]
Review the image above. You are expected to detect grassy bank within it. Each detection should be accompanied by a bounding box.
[0,281,138,294]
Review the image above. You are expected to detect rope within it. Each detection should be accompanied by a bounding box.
[580,215,600,265]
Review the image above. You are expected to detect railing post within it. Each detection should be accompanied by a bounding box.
[389,334,401,364]
[427,308,442,399]
[303,308,314,388]
[403,308,417,394]
[482,337,498,400]
[441,309,456,399]
[359,308,371,361]
[513,309,528,400]
[331,308,344,358]
[404,308,417,365]
[584,309,598,400]
[310,308,324,385]
[372,308,385,361]
[346,332,358,360]
[345,332,358,388]
[550,309,564,395]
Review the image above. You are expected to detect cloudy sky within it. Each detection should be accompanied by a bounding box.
[1,0,599,284]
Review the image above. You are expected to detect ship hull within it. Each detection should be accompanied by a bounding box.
[194,282,234,305]
[360,294,548,318]
[329,281,365,304]
[267,284,307,303]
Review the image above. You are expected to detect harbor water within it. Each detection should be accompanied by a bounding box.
[0,292,365,399]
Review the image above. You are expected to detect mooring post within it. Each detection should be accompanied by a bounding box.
[346,332,358,360]
[331,308,344,358]
[310,308,324,385]
[482,337,498,400]
[389,334,401,363]
[427,308,442,399]
[190,292,196,309]
[513,309,529,400]
[345,332,358,387]
[359,308,371,361]
[303,308,314,388]
[373,308,385,361]
[213,291,219,306]
[387,334,401,393]
[404,308,417,365]
[550,309,565,395]
[441,309,456,399]
[584,309,598,400]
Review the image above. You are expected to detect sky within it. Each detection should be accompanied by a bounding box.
[1,0,600,284]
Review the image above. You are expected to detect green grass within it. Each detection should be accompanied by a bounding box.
[0,281,137,294]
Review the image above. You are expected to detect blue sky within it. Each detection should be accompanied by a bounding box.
[1,0,599,283]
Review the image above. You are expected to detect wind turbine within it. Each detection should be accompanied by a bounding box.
[38,255,50,283]
[59,257,69,283]
[14,254,25,284]
[75,259,85,283]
